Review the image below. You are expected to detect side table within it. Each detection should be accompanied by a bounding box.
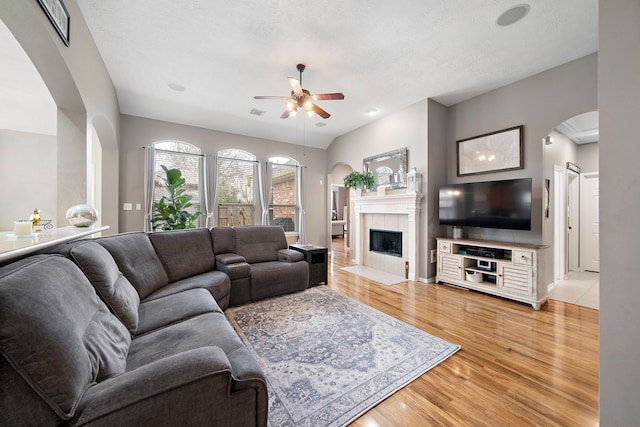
[289,244,328,286]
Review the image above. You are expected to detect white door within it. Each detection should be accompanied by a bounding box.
[581,173,599,272]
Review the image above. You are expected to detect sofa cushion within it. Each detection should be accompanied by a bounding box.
[250,260,309,300]
[126,312,263,386]
[0,255,130,420]
[149,228,216,283]
[136,289,222,336]
[69,242,140,335]
[97,232,169,300]
[233,226,288,264]
[211,226,236,255]
[144,270,231,310]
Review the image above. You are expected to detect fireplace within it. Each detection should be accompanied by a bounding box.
[353,193,423,280]
[369,229,402,257]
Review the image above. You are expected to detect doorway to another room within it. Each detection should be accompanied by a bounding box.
[331,185,348,241]
[546,111,599,310]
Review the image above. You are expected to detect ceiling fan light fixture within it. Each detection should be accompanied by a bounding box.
[255,64,344,120]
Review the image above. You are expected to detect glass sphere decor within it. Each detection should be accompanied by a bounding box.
[66,204,99,227]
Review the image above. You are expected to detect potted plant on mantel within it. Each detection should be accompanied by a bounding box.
[343,171,375,196]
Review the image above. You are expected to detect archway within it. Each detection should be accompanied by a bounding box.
[543,110,599,308]
[328,162,355,249]
[0,19,57,231]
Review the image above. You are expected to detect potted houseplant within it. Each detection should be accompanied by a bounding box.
[152,165,202,230]
[343,171,375,196]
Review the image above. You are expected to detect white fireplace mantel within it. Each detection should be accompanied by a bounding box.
[353,193,423,280]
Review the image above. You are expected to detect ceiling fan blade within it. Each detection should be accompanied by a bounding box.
[311,103,331,119]
[280,110,291,119]
[312,93,345,101]
[288,77,303,96]
[254,95,291,100]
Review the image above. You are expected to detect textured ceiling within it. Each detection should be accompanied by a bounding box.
[73,1,596,149]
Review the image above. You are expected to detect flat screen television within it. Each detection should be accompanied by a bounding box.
[439,178,532,230]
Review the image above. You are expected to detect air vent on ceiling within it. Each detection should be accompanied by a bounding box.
[250,109,266,116]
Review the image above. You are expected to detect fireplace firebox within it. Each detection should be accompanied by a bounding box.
[369,229,402,257]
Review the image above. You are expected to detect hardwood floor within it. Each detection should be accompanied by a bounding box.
[327,238,599,427]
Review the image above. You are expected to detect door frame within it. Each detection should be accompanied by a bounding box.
[567,169,580,272]
[553,164,567,281]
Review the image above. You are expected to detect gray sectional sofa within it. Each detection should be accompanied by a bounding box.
[0,226,309,426]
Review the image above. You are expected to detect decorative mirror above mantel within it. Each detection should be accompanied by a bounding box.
[363,147,408,191]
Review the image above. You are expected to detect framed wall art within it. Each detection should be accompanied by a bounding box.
[37,0,70,47]
[457,125,524,176]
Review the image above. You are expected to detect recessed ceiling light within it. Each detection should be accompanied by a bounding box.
[250,109,266,117]
[315,122,327,127]
[496,4,530,27]
[167,81,186,92]
[366,108,379,116]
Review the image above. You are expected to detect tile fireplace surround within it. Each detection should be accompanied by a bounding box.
[353,193,423,280]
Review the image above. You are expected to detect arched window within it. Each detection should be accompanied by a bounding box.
[217,149,257,226]
[269,156,300,232]
[149,141,203,229]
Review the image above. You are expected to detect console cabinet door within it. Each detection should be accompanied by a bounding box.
[438,254,462,280]
[499,264,533,296]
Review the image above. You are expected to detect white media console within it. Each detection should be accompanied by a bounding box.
[435,237,549,310]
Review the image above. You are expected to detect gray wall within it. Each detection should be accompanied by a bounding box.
[57,109,87,226]
[327,100,430,280]
[0,130,57,230]
[577,142,598,173]
[119,115,327,245]
[1,0,120,232]
[446,53,598,288]
[426,99,448,279]
[544,130,578,174]
[543,132,598,176]
[599,0,640,423]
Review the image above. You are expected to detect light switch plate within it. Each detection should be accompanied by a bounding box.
[123,203,132,211]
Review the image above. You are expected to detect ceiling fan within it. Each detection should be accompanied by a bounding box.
[254,64,345,119]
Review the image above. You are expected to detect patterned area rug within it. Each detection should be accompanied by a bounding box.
[226,286,460,427]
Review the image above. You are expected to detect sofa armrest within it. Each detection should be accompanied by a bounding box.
[216,253,246,265]
[277,249,304,262]
[73,347,266,426]
[216,253,251,280]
